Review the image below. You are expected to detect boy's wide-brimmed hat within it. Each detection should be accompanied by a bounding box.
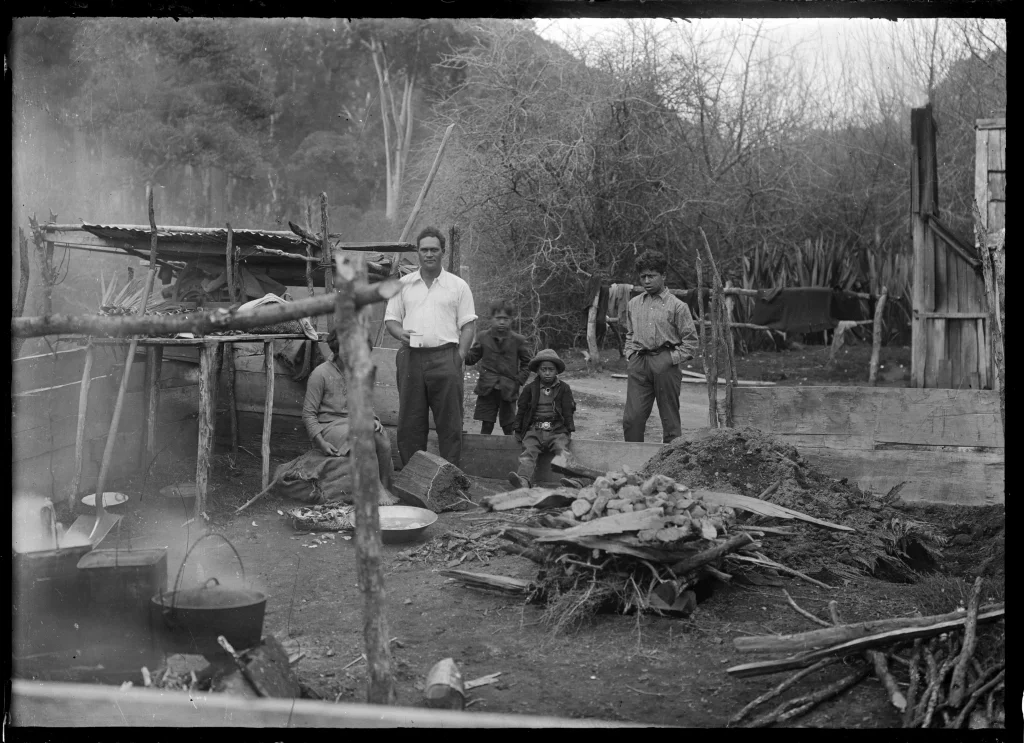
[529,348,565,374]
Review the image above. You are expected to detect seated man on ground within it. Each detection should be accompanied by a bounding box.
[270,329,399,506]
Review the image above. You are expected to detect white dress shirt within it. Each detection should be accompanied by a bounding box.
[384,268,478,347]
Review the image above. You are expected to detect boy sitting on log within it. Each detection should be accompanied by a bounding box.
[508,349,577,489]
[464,299,533,436]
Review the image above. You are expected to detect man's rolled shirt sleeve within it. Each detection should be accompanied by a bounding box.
[456,283,478,329]
[383,291,405,325]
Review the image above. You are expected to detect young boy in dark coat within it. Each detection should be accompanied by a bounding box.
[464,299,533,435]
[508,349,576,488]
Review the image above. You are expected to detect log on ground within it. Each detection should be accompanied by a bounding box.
[392,451,472,513]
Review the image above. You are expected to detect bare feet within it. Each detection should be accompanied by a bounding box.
[377,488,400,506]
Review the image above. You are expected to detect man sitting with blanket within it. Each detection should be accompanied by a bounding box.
[269,329,399,506]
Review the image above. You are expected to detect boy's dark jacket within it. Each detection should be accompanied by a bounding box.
[513,377,576,437]
[465,329,532,402]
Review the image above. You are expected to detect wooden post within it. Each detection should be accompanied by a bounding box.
[195,340,218,518]
[226,223,236,303]
[447,224,460,276]
[695,254,718,428]
[700,229,729,427]
[910,106,938,388]
[868,287,888,385]
[143,346,163,461]
[261,341,275,491]
[333,251,396,705]
[68,341,94,508]
[586,280,602,371]
[226,342,239,455]
[321,193,334,295]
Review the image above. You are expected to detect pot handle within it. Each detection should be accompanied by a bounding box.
[202,577,221,589]
[167,533,246,614]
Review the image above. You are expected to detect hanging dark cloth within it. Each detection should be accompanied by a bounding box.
[581,277,610,346]
[749,287,835,334]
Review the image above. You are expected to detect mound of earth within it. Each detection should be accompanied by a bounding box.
[638,427,957,583]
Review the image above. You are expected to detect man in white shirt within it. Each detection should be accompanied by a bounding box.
[384,227,477,466]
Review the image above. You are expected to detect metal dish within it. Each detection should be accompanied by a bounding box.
[159,483,197,501]
[378,506,437,544]
[81,492,130,509]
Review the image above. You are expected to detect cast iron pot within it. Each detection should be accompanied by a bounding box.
[151,533,266,657]
[151,577,266,657]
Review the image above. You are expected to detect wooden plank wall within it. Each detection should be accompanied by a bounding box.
[732,386,1004,506]
[12,348,200,499]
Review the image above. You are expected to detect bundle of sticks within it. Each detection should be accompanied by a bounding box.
[451,467,852,630]
[727,577,1005,728]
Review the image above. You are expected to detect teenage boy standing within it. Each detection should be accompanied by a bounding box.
[622,250,699,443]
[384,227,477,466]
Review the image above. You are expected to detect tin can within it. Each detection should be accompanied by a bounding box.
[423,657,465,709]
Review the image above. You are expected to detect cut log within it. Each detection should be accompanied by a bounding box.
[480,488,577,512]
[534,508,667,542]
[550,452,604,481]
[392,450,472,513]
[733,603,1004,654]
[669,532,754,575]
[237,636,300,699]
[696,490,855,532]
[727,606,1005,678]
[441,570,530,595]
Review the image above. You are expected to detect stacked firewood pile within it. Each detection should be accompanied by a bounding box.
[451,466,852,632]
[727,577,1005,728]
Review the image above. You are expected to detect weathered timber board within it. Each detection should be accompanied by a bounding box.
[732,386,1003,448]
[13,419,198,498]
[12,345,123,395]
[456,433,662,483]
[799,446,1003,506]
[14,387,197,463]
[9,680,641,728]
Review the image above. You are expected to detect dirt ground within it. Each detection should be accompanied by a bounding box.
[51,341,997,728]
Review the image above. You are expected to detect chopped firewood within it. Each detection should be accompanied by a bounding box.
[535,508,667,542]
[392,451,472,513]
[480,488,577,512]
[464,672,502,690]
[728,657,839,725]
[550,452,603,481]
[441,570,531,595]
[948,576,984,707]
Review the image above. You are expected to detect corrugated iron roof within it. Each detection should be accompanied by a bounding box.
[81,223,306,251]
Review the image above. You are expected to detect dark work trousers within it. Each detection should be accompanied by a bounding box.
[395,344,464,467]
[622,348,682,443]
[516,429,571,485]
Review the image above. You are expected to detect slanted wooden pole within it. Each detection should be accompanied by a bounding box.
[261,341,275,491]
[68,341,95,508]
[868,287,888,385]
[333,251,396,705]
[321,192,334,296]
[447,224,460,276]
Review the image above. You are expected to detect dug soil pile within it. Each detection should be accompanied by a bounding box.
[638,427,980,584]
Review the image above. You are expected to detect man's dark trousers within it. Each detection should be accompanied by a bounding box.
[622,348,682,443]
[396,344,464,466]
